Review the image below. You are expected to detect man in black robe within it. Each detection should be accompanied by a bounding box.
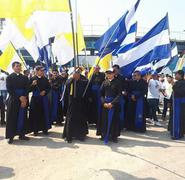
[6,62,30,144]
[126,71,148,133]
[63,70,88,143]
[88,66,105,125]
[29,66,51,136]
[112,64,128,130]
[97,68,121,143]
[49,69,64,125]
[169,70,185,140]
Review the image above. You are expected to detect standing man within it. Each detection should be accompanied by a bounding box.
[169,70,185,140]
[97,68,121,143]
[112,64,128,130]
[29,66,51,136]
[0,70,7,126]
[6,62,30,144]
[88,66,105,125]
[63,70,89,143]
[126,71,148,132]
[162,75,173,121]
[147,71,163,126]
[50,69,64,125]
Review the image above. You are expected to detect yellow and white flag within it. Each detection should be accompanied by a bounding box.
[88,53,112,79]
[52,15,86,65]
[0,44,26,73]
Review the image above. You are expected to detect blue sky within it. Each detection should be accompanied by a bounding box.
[77,0,185,33]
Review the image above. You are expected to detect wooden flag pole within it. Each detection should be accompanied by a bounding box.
[10,41,28,70]
[68,0,78,68]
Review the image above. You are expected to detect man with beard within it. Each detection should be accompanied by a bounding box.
[6,62,30,144]
[88,66,105,125]
[126,71,148,132]
[63,70,88,143]
[97,68,121,144]
[29,66,51,136]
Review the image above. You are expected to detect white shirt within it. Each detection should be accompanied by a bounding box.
[164,82,173,100]
[147,79,162,99]
[0,73,7,90]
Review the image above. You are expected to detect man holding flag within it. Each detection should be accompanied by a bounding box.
[97,68,121,144]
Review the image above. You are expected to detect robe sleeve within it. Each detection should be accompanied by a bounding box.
[6,76,16,97]
[100,82,106,104]
[111,81,121,105]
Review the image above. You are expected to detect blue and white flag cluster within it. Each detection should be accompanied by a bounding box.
[165,42,179,71]
[114,15,171,78]
[95,0,140,57]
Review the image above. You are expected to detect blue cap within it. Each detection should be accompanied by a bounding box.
[140,69,148,76]
[151,70,158,76]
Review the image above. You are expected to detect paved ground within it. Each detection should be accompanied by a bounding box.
[0,123,185,180]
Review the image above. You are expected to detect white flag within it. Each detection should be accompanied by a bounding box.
[26,11,72,48]
[52,35,74,65]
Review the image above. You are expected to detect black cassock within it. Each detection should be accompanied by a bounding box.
[29,76,51,134]
[115,74,129,129]
[63,78,89,141]
[6,73,30,139]
[49,76,64,124]
[169,79,185,139]
[88,72,105,125]
[97,78,121,142]
[126,79,148,133]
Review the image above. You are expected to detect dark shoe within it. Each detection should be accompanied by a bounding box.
[162,115,166,121]
[99,137,104,141]
[19,136,30,141]
[8,138,14,144]
[0,121,6,126]
[43,130,48,135]
[34,132,38,136]
[67,140,72,143]
[78,137,85,142]
[112,138,118,143]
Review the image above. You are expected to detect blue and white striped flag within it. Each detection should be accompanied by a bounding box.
[95,0,140,57]
[114,14,171,78]
[166,42,179,71]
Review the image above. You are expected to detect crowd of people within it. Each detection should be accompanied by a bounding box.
[0,61,185,145]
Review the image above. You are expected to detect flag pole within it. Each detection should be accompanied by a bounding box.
[68,0,78,98]
[10,41,28,70]
[75,0,80,67]
[82,13,127,97]
[68,0,78,68]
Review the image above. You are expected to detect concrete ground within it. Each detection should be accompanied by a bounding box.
[0,123,185,180]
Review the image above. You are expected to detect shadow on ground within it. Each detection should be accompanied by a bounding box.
[12,132,79,150]
[100,169,156,180]
[0,166,15,179]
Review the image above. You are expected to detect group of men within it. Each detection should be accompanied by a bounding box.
[1,61,185,145]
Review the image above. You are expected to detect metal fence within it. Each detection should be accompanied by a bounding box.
[82,24,185,41]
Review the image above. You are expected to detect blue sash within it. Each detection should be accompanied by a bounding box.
[92,85,102,121]
[32,90,51,129]
[104,96,114,144]
[51,90,59,123]
[132,91,144,130]
[15,89,26,133]
[172,97,185,139]
[119,96,125,129]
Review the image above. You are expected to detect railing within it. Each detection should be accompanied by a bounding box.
[83,25,185,41]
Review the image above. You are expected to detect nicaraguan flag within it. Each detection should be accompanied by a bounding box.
[95,0,140,57]
[165,42,179,71]
[114,14,171,78]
